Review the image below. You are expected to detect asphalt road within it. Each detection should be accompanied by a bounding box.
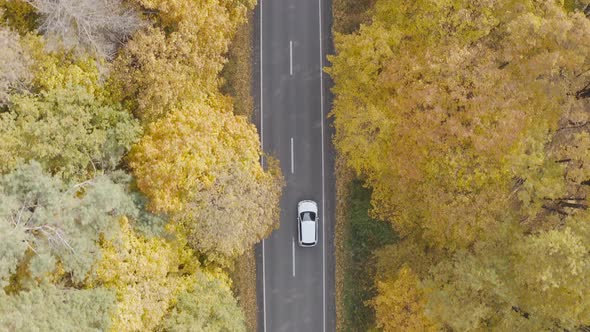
[254,0,336,331]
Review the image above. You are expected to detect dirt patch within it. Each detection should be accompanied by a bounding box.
[332,0,375,35]
[231,245,257,332]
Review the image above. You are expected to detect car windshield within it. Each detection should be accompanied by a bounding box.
[301,212,316,221]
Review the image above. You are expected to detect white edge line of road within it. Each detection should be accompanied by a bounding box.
[260,1,267,332]
[318,0,326,330]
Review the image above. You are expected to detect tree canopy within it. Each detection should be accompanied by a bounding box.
[0,284,115,331]
[0,162,136,287]
[0,25,30,105]
[329,0,590,329]
[0,85,140,181]
[111,0,255,123]
[26,0,142,59]
[0,0,275,328]
[130,98,282,258]
[158,273,246,332]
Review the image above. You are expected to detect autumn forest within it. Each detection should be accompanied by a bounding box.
[2,0,590,331]
[330,0,590,330]
[0,0,281,330]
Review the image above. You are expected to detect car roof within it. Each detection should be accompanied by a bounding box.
[301,220,316,244]
[298,200,318,214]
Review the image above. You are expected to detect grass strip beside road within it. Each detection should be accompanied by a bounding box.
[334,158,352,332]
[335,159,397,331]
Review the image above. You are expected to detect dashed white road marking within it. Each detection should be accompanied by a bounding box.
[291,137,294,174]
[292,237,296,277]
[290,40,293,76]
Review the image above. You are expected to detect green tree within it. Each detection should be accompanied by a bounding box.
[158,273,246,332]
[0,162,136,287]
[0,85,140,180]
[0,283,115,331]
[425,215,590,330]
[425,233,520,331]
[510,215,590,329]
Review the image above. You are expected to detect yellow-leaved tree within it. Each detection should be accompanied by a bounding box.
[91,217,246,331]
[372,266,437,332]
[112,0,255,123]
[329,0,590,329]
[129,96,282,259]
[91,217,196,331]
[328,0,590,250]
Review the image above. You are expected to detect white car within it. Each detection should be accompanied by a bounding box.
[297,200,318,247]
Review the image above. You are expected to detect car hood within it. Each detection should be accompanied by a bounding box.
[301,220,316,244]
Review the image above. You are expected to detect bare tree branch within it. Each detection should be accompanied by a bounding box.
[15,198,29,227]
[0,26,31,104]
[29,224,75,253]
[26,0,144,59]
